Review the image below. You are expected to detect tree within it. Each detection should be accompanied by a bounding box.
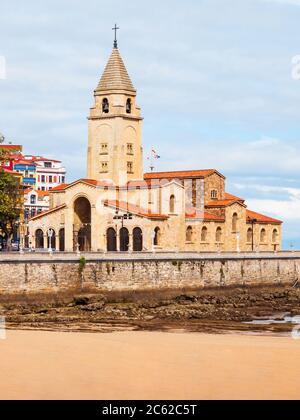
[0,169,22,239]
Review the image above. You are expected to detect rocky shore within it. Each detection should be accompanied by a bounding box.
[1,285,300,335]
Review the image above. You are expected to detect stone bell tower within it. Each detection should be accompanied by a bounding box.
[87,31,144,185]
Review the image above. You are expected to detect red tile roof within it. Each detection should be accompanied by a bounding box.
[13,159,36,165]
[206,192,246,208]
[23,188,49,198]
[32,157,61,163]
[37,190,50,198]
[186,208,225,222]
[0,145,22,151]
[51,183,69,192]
[104,200,169,220]
[50,178,181,192]
[51,178,134,192]
[246,210,282,225]
[224,192,245,202]
[30,204,66,221]
[144,169,224,180]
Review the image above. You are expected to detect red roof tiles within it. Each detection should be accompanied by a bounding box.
[246,210,282,225]
[224,192,245,202]
[206,192,246,208]
[0,145,22,151]
[144,169,224,180]
[51,183,69,192]
[186,208,225,222]
[30,204,66,221]
[104,200,169,220]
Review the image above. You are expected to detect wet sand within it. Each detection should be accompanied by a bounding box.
[0,330,300,400]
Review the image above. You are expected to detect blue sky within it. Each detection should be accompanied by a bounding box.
[0,0,300,249]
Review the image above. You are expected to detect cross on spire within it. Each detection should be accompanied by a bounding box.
[112,24,120,48]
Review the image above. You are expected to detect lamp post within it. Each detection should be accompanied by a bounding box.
[19,221,25,254]
[113,210,133,228]
[113,210,133,251]
[251,218,258,252]
[236,231,240,253]
[48,228,54,253]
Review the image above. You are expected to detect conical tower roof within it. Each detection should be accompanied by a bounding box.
[96,47,136,93]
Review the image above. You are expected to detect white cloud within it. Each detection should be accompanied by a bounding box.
[154,136,300,178]
[231,183,300,221]
[1,0,300,245]
[248,197,300,221]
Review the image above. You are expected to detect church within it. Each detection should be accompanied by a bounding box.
[29,37,282,253]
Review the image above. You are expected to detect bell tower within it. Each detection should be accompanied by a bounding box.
[87,29,144,185]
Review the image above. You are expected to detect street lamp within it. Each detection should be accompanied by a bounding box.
[113,210,133,252]
[113,211,133,228]
[251,218,258,252]
[48,228,54,253]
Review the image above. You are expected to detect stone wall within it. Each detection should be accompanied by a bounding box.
[0,254,299,294]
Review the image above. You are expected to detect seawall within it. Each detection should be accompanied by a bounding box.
[0,252,300,294]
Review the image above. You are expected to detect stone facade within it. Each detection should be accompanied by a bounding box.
[87,48,143,184]
[0,255,298,294]
[28,42,283,254]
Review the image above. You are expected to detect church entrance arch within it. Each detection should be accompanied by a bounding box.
[73,197,92,252]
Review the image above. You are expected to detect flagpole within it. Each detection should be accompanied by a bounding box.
[150,146,154,172]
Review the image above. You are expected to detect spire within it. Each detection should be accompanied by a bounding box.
[96,47,136,93]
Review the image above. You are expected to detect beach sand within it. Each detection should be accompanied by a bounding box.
[0,330,300,400]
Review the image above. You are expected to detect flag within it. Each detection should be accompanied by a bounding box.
[151,148,161,159]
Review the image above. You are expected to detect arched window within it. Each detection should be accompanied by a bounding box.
[47,229,56,251]
[35,229,44,249]
[247,228,253,243]
[120,227,129,252]
[133,227,143,252]
[169,195,175,213]
[201,226,208,242]
[260,228,266,243]
[216,227,222,243]
[126,98,132,114]
[59,228,65,252]
[107,228,117,252]
[186,226,193,242]
[102,98,109,113]
[272,229,278,243]
[211,190,218,199]
[232,213,238,232]
[154,227,161,246]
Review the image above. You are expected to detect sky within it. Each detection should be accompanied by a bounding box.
[0,0,300,249]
